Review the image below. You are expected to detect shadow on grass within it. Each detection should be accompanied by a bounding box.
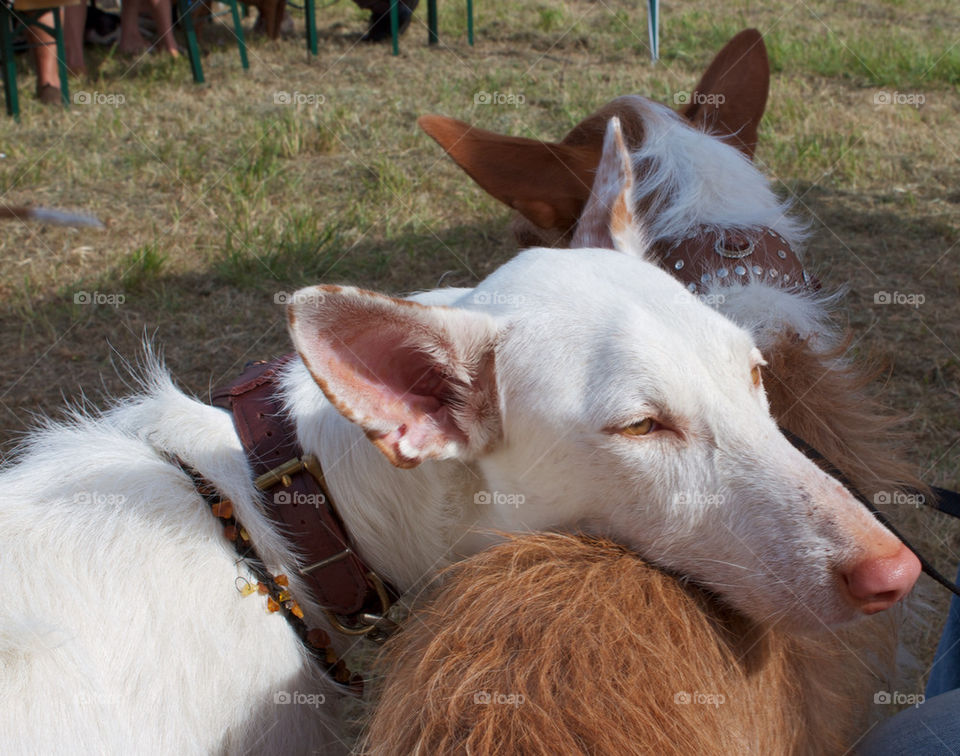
[1,188,955,453]
[775,182,957,260]
[0,218,515,450]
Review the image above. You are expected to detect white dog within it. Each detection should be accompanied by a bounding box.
[0,142,918,752]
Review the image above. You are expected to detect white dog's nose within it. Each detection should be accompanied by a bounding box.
[838,544,921,614]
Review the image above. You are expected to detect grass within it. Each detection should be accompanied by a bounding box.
[0,0,958,739]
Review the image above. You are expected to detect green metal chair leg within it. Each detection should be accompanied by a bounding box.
[0,5,19,118]
[466,0,473,45]
[389,0,398,55]
[179,0,205,83]
[305,0,316,55]
[646,0,658,62]
[426,0,436,45]
[53,7,69,106]
[226,0,248,69]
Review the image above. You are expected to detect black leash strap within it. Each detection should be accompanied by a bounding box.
[780,428,960,599]
[930,486,960,520]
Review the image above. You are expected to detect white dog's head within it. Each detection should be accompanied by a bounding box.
[286,121,919,631]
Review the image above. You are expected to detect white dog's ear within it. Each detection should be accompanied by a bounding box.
[287,286,500,468]
[570,117,648,258]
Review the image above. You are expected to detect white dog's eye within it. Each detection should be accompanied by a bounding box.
[622,418,658,436]
[751,365,762,388]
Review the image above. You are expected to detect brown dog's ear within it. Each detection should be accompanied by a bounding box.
[681,28,769,158]
[418,115,601,231]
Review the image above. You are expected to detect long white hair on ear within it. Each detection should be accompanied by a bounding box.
[570,116,651,260]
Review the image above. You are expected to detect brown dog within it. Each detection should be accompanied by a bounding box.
[363,533,883,755]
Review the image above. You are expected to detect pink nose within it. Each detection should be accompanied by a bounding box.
[839,544,921,614]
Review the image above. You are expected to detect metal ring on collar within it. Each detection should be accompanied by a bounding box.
[323,571,396,639]
[713,235,756,259]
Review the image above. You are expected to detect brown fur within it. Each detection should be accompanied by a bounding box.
[363,533,886,755]
[764,331,926,499]
[678,28,769,158]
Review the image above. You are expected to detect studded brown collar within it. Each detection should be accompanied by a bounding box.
[195,357,400,692]
[652,228,818,294]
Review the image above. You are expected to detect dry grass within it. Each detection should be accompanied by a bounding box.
[0,0,958,739]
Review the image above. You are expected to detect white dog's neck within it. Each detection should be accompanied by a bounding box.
[280,359,494,591]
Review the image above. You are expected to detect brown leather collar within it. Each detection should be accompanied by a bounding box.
[210,355,396,637]
[652,227,818,293]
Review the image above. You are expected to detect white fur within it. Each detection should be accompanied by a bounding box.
[0,361,348,754]
[585,98,825,346]
[707,279,846,350]
[281,234,914,638]
[627,98,806,249]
